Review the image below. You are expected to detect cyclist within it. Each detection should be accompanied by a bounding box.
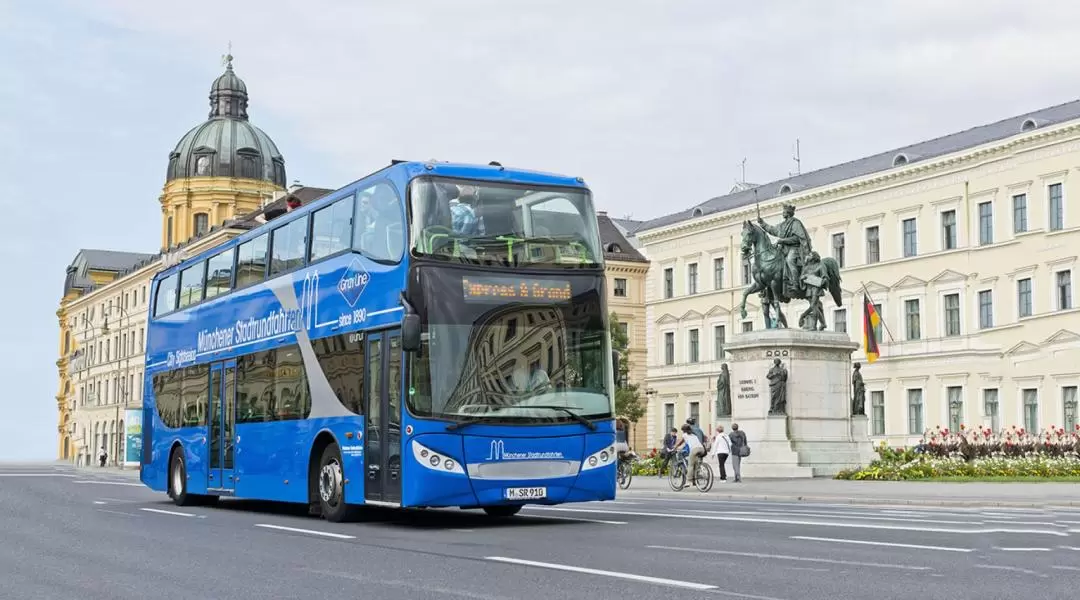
[674,423,706,485]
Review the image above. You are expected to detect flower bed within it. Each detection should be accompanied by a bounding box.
[836,425,1080,481]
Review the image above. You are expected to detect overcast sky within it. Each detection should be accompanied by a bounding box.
[2,0,1078,460]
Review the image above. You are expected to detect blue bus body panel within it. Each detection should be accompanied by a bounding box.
[140,161,615,509]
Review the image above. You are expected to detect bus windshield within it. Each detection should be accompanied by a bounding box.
[407,269,612,425]
[409,177,603,267]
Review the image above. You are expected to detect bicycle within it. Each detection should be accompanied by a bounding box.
[668,448,714,492]
[616,451,636,490]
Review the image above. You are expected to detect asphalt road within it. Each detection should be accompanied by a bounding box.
[1,464,1077,600]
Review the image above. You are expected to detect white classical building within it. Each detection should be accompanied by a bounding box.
[638,101,1080,449]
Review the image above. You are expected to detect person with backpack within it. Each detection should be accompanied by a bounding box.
[674,424,706,486]
[727,423,748,483]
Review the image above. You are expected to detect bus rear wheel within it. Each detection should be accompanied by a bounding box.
[317,443,358,523]
[168,450,193,506]
[482,505,522,518]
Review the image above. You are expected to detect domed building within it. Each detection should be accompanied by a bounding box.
[159,55,288,249]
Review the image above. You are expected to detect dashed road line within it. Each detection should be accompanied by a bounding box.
[140,508,196,518]
[254,523,355,539]
[790,536,972,553]
[484,557,719,592]
[649,545,932,571]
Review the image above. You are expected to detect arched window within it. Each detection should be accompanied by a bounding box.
[194,213,209,237]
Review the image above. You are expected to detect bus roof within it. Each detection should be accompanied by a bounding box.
[151,160,589,282]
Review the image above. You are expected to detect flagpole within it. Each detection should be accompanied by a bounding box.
[859,281,896,343]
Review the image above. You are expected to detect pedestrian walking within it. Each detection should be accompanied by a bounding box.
[658,428,677,478]
[708,425,731,482]
[727,423,748,483]
[98,446,107,468]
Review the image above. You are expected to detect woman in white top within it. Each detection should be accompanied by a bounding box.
[675,424,706,483]
[707,425,731,482]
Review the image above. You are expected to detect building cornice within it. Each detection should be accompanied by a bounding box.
[638,120,1080,242]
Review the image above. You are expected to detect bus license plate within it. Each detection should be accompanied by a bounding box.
[505,487,546,500]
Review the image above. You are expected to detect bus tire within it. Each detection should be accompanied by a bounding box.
[482,505,522,518]
[317,443,358,523]
[168,449,193,506]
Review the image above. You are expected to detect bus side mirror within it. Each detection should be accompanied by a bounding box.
[611,350,620,384]
[402,314,421,352]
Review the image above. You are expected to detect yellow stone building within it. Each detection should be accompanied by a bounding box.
[597,213,650,451]
[55,57,331,463]
[637,102,1080,449]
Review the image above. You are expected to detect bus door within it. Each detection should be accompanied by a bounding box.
[208,359,237,491]
[364,330,403,504]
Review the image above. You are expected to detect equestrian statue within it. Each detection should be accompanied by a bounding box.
[738,202,844,331]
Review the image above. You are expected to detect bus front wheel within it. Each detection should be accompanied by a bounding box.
[482,505,522,518]
[317,443,358,523]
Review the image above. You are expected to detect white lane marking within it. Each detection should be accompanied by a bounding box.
[140,508,195,518]
[0,473,77,477]
[254,524,355,539]
[678,508,977,526]
[450,529,475,533]
[975,564,1046,578]
[484,557,718,592]
[983,519,1059,526]
[527,506,1069,536]
[649,545,931,571]
[1059,546,1080,551]
[72,480,144,487]
[1052,565,1080,571]
[92,501,107,505]
[97,509,138,517]
[994,547,1051,552]
[521,513,627,525]
[790,536,972,553]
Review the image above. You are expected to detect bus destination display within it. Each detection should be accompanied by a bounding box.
[462,276,573,303]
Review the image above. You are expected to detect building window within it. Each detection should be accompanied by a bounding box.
[1057,270,1073,310]
[943,293,961,337]
[1022,389,1038,432]
[983,389,999,432]
[687,263,698,295]
[688,329,700,363]
[902,218,917,257]
[690,401,700,424]
[978,290,993,329]
[941,210,957,250]
[714,325,725,360]
[664,332,675,365]
[1063,386,1078,432]
[832,233,846,268]
[713,258,725,290]
[1049,182,1064,231]
[907,389,924,434]
[1017,277,1033,318]
[872,303,883,342]
[833,308,847,333]
[664,404,675,433]
[865,226,880,264]
[742,321,753,333]
[663,268,673,299]
[613,278,627,297]
[1012,193,1028,233]
[904,299,921,340]
[871,391,885,435]
[166,215,174,248]
[947,386,963,432]
[193,213,209,237]
[978,201,993,245]
[742,259,751,286]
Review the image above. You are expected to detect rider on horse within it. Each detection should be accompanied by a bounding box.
[757,203,811,301]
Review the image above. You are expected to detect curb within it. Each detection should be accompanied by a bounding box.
[617,490,1080,508]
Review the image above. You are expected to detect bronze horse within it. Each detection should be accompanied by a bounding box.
[738,220,843,330]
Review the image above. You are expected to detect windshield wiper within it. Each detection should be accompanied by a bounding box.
[527,405,597,430]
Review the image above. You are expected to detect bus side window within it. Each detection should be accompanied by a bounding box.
[356,182,403,263]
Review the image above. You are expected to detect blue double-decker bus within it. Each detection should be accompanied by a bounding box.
[140,160,618,520]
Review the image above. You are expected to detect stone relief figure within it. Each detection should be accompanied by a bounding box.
[851,362,866,416]
[716,363,731,417]
[766,358,788,415]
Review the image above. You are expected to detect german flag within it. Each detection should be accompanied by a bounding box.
[862,293,881,363]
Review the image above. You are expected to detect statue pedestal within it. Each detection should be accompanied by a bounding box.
[726,328,876,478]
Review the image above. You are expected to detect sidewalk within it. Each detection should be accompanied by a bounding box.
[621,475,1080,508]
[67,463,141,479]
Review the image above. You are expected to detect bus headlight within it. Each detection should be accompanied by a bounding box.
[411,441,465,475]
[581,445,617,471]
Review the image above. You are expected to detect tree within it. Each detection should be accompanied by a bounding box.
[610,313,646,425]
